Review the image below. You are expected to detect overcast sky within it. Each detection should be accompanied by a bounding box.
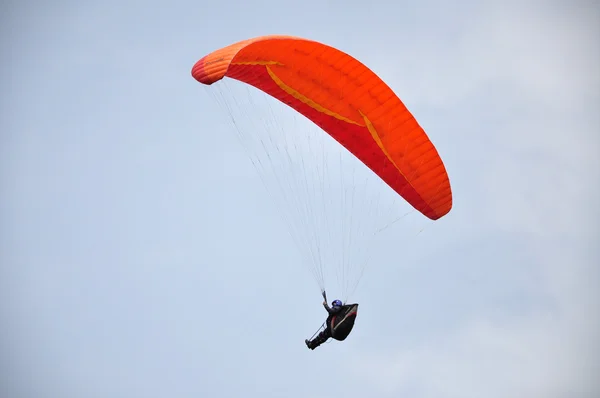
[2,0,599,397]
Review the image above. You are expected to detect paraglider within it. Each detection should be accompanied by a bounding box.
[305,297,359,350]
[191,35,452,220]
[191,35,452,349]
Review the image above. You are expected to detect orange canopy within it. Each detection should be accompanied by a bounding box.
[192,35,452,220]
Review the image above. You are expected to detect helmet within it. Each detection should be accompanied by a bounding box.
[332,299,342,307]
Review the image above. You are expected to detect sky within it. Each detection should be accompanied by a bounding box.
[1,0,599,397]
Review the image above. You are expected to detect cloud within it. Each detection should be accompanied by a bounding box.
[2,1,597,397]
[350,312,597,398]
[344,2,599,397]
